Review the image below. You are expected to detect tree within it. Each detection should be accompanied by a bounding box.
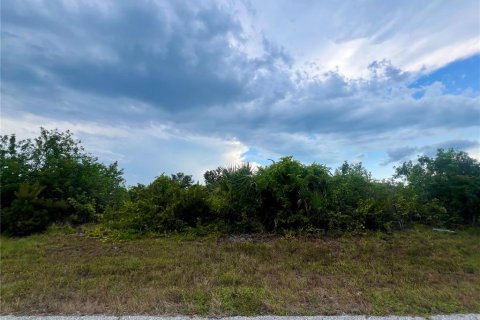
[206,164,260,232]
[171,172,194,189]
[395,149,480,226]
[256,157,323,231]
[0,128,126,235]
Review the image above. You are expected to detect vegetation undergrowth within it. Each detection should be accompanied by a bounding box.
[1,128,479,238]
[1,128,479,314]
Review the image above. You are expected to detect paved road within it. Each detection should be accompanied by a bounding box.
[1,315,479,320]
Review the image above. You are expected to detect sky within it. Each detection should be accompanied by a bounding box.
[1,0,479,185]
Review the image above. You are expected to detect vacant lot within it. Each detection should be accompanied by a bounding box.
[1,227,479,316]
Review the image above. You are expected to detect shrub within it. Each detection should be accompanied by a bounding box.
[101,174,212,234]
[1,183,67,236]
[3,129,479,237]
[0,128,125,235]
[206,164,260,232]
[395,149,480,226]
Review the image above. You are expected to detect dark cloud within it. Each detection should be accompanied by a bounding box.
[1,0,479,182]
[197,65,479,149]
[3,1,479,139]
[421,140,480,157]
[382,140,480,165]
[1,0,290,110]
[382,146,418,165]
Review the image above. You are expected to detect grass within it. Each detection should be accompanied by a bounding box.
[1,226,479,315]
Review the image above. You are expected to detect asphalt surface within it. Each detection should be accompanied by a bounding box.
[1,315,479,320]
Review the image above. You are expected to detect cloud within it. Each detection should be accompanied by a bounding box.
[228,63,479,141]
[1,0,291,110]
[0,111,251,184]
[252,0,480,77]
[382,140,480,165]
[1,0,479,183]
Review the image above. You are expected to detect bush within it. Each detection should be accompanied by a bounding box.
[101,174,212,234]
[206,164,260,232]
[1,183,67,236]
[3,128,479,237]
[256,157,331,232]
[395,149,480,226]
[0,128,125,235]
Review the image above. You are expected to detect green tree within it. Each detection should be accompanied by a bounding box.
[171,172,194,189]
[256,157,330,231]
[326,162,373,232]
[395,149,480,226]
[1,128,126,235]
[206,164,260,232]
[102,174,210,233]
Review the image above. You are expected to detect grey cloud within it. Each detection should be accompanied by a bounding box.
[2,0,479,181]
[189,64,479,159]
[1,0,291,110]
[3,0,478,141]
[382,146,419,165]
[265,69,479,136]
[382,140,480,165]
[420,140,480,157]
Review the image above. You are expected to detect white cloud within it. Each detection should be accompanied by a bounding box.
[0,112,251,184]
[251,0,480,78]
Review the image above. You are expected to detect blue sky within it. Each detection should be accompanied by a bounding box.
[1,0,479,184]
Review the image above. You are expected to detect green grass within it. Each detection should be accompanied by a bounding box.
[1,227,479,315]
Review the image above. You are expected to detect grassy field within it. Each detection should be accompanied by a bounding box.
[1,227,479,316]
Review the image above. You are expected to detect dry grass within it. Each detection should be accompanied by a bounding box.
[1,227,479,315]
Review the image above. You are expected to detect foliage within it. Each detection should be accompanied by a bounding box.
[395,149,480,226]
[1,183,49,236]
[206,164,260,232]
[256,157,330,231]
[101,174,211,234]
[1,128,125,235]
[2,128,479,237]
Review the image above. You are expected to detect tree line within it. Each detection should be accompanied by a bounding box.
[1,128,479,236]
